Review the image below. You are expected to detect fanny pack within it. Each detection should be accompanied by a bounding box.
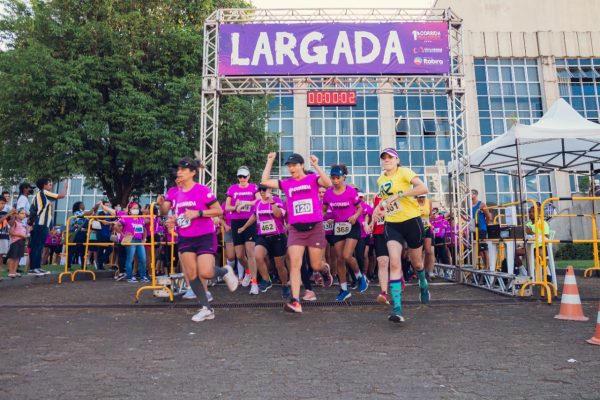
[292,222,316,232]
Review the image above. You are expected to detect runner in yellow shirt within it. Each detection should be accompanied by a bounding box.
[372,148,429,323]
[417,195,435,281]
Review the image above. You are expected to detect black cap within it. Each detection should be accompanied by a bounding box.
[284,153,305,165]
[178,158,199,170]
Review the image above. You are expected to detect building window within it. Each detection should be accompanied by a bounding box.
[267,95,294,179]
[309,95,380,193]
[556,58,600,193]
[475,58,550,204]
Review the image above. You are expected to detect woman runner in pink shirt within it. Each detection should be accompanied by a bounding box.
[261,152,332,313]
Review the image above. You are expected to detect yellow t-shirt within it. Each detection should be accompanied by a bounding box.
[377,167,421,223]
[418,198,431,228]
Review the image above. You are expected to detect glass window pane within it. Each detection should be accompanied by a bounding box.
[366,119,378,135]
[310,120,322,135]
[353,119,364,135]
[324,119,336,135]
[282,120,293,136]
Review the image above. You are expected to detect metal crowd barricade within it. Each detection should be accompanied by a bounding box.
[57,204,179,302]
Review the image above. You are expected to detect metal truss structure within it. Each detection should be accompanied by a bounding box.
[200,7,479,290]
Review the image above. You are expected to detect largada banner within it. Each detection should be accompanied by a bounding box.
[218,22,450,76]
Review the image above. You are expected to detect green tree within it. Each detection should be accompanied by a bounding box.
[0,0,269,206]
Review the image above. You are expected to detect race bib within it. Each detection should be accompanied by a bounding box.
[238,202,251,212]
[385,200,402,216]
[133,224,144,234]
[334,222,352,236]
[323,220,334,231]
[434,228,440,234]
[176,215,191,229]
[259,219,277,234]
[292,199,313,216]
[375,216,385,226]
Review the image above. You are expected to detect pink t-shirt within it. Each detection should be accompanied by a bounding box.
[253,196,286,236]
[226,183,258,220]
[359,201,374,238]
[323,185,360,223]
[117,211,145,240]
[173,183,218,238]
[432,215,449,238]
[165,186,179,206]
[10,220,27,244]
[221,201,233,227]
[279,173,323,225]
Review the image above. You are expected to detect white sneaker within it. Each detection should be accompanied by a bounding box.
[223,265,239,292]
[241,273,252,287]
[183,289,197,299]
[191,306,215,322]
[206,291,214,303]
[249,283,259,295]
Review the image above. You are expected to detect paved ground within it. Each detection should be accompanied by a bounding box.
[1,275,599,400]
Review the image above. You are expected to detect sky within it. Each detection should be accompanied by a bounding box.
[250,0,435,9]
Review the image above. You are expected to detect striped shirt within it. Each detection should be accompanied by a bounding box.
[31,190,59,227]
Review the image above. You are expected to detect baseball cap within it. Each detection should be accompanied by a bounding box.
[358,192,365,197]
[417,194,427,198]
[330,166,345,176]
[177,158,199,170]
[380,148,399,159]
[237,166,250,177]
[284,153,305,165]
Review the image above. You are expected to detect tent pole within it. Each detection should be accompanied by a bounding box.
[515,139,528,278]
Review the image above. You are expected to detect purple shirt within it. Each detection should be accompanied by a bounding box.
[117,211,145,240]
[226,183,258,220]
[279,173,323,225]
[432,215,449,238]
[221,201,233,227]
[173,183,218,238]
[323,185,360,223]
[253,196,286,236]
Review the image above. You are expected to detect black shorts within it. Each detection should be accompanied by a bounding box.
[45,245,62,255]
[384,217,424,249]
[255,234,287,258]
[7,239,25,259]
[178,233,217,256]
[424,226,434,240]
[327,222,361,245]
[477,229,488,250]
[231,219,256,246]
[374,234,389,257]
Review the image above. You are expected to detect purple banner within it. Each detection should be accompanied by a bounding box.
[218,22,449,76]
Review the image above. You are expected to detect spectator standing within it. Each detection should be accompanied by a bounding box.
[7,208,28,278]
[0,197,12,273]
[95,200,114,271]
[29,178,68,275]
[15,183,32,214]
[2,191,12,212]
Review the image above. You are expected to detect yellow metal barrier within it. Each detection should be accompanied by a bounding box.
[58,205,178,302]
[521,196,600,303]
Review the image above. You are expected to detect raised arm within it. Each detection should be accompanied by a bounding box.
[261,152,280,189]
[310,155,332,188]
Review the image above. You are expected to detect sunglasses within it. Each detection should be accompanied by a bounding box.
[237,175,248,179]
[259,187,268,192]
[180,162,195,169]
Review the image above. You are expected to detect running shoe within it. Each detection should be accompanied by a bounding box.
[312,271,324,286]
[140,276,150,283]
[281,286,291,299]
[335,289,351,301]
[115,272,126,282]
[419,286,431,304]
[258,280,272,293]
[350,280,358,290]
[192,306,215,322]
[388,313,405,323]
[302,289,317,301]
[376,292,390,305]
[127,277,138,283]
[8,273,21,278]
[284,299,302,313]
[38,268,51,275]
[183,289,197,299]
[321,264,333,288]
[249,283,259,295]
[241,273,252,287]
[358,274,369,293]
[223,265,239,292]
[29,269,45,276]
[206,291,214,303]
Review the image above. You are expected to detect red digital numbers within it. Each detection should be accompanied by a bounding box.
[307,91,357,106]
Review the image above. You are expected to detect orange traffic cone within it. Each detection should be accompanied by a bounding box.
[554,266,588,321]
[586,303,600,345]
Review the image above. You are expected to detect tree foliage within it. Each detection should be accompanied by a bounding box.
[0,0,271,206]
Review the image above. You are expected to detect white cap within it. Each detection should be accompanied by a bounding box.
[358,192,365,197]
[237,166,250,176]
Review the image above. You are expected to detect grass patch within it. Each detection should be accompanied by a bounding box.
[554,260,597,269]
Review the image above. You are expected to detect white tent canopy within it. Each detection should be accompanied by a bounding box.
[451,99,600,176]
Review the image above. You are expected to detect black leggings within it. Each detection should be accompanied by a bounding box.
[300,250,312,291]
[355,237,368,274]
[434,237,449,264]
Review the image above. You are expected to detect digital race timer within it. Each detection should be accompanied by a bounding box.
[306,91,357,106]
